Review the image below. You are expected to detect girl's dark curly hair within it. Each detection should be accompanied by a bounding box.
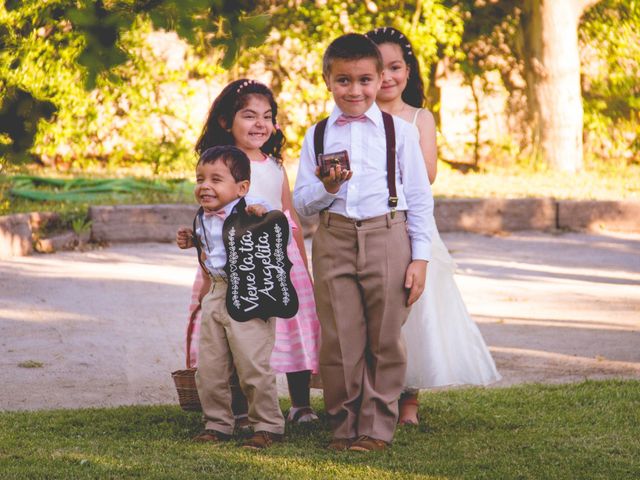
[365,27,425,108]
[195,79,285,164]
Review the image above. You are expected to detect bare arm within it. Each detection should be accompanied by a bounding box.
[416,109,438,184]
[188,266,211,322]
[281,169,310,272]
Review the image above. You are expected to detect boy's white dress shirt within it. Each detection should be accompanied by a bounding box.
[293,103,434,261]
[196,196,271,273]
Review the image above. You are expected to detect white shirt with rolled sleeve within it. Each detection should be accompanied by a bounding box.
[293,103,434,261]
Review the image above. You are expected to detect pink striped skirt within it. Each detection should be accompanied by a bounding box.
[185,212,320,373]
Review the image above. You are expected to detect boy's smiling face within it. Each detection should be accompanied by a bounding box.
[324,58,382,117]
[194,159,249,213]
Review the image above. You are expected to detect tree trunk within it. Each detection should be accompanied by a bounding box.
[521,0,600,172]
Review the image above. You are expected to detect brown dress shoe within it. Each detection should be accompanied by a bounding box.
[348,435,389,452]
[327,437,355,451]
[242,431,283,450]
[192,430,231,444]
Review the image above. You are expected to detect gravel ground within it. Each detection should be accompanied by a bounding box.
[1,230,639,411]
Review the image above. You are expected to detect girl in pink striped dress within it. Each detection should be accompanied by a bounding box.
[184,79,320,425]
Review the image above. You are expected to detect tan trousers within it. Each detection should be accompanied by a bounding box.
[312,211,412,443]
[195,279,284,435]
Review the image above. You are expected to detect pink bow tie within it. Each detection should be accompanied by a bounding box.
[335,114,367,126]
[203,209,226,219]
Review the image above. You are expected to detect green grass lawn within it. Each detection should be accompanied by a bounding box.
[1,380,639,479]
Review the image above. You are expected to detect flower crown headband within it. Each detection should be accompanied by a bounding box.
[367,27,414,57]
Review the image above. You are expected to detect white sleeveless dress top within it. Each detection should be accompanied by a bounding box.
[411,108,421,124]
[248,157,284,210]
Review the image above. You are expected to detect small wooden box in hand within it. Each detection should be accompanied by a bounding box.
[317,150,350,177]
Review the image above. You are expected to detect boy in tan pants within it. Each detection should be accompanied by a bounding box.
[177,145,284,450]
[293,34,433,452]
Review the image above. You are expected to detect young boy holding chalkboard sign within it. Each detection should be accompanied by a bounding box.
[177,145,289,450]
[293,34,434,452]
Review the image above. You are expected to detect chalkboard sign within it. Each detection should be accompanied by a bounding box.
[222,198,299,322]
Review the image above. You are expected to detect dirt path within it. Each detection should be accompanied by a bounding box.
[1,231,639,411]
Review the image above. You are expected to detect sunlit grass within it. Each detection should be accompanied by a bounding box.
[1,380,639,479]
[431,162,639,200]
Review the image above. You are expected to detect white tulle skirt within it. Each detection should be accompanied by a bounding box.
[403,216,501,389]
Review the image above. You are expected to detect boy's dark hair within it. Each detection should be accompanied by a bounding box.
[322,33,383,78]
[365,27,425,108]
[195,79,285,163]
[197,145,251,183]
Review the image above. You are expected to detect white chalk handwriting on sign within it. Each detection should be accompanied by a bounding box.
[223,202,298,322]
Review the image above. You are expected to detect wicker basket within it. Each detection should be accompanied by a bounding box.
[171,311,202,412]
[171,367,201,411]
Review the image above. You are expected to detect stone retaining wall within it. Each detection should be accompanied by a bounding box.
[557,200,640,232]
[0,213,32,258]
[2,199,638,258]
[434,198,557,234]
[89,204,198,243]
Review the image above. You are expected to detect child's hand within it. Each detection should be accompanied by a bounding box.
[315,165,352,194]
[246,204,268,217]
[176,227,194,249]
[405,260,428,306]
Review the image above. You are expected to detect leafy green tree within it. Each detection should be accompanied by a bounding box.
[448,0,638,172]
[579,0,640,166]
[1,0,636,175]
[0,0,271,169]
[238,0,463,160]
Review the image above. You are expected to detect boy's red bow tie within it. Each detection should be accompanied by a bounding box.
[336,114,367,126]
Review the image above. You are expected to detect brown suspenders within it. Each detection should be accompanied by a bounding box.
[381,113,399,216]
[313,112,399,218]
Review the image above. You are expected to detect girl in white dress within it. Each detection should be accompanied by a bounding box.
[366,27,501,425]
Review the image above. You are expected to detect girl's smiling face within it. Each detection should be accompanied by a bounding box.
[229,94,274,158]
[377,42,409,103]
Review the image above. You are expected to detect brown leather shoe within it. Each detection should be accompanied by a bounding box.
[327,437,355,451]
[242,431,283,450]
[192,430,231,444]
[348,435,389,452]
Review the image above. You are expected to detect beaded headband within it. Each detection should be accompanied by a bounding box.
[236,79,259,94]
[367,27,414,56]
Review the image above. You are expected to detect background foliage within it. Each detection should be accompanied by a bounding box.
[237,0,463,162]
[0,0,638,176]
[580,0,640,166]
